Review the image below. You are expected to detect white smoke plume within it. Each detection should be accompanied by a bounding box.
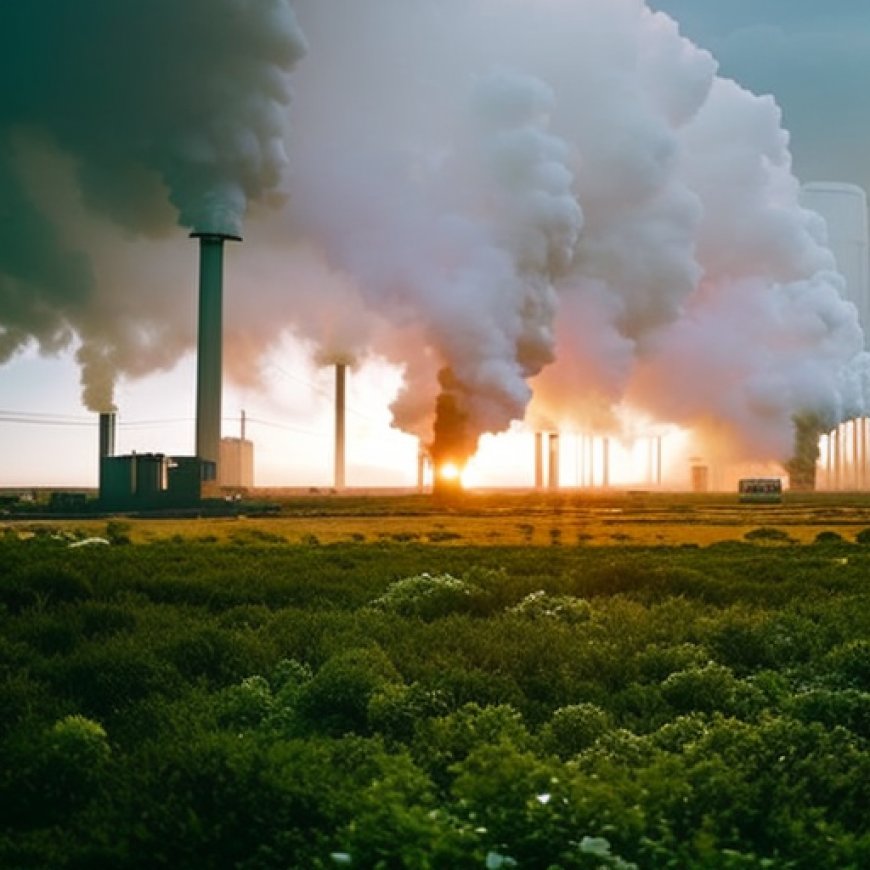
[1,0,867,473]
[287,0,869,466]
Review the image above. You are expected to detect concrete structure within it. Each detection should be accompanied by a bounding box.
[548,432,560,489]
[99,412,116,461]
[334,363,347,490]
[192,231,241,478]
[219,437,254,489]
[801,183,869,341]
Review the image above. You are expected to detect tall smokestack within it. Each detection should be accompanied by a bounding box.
[334,362,347,490]
[786,413,821,492]
[603,437,611,488]
[548,432,560,489]
[534,432,544,489]
[98,412,116,460]
[191,231,241,476]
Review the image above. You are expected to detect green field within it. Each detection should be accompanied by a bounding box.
[1,494,869,867]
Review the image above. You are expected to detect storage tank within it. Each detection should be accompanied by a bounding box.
[800,183,870,342]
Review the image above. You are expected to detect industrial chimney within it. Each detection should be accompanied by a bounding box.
[191,231,241,478]
[334,362,347,490]
[98,412,116,461]
[534,432,544,489]
[548,432,560,489]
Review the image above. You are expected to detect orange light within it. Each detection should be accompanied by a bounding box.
[440,462,461,481]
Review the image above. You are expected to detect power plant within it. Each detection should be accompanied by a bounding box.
[98,232,250,510]
[86,179,869,502]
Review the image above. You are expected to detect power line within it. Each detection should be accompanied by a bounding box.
[264,361,383,424]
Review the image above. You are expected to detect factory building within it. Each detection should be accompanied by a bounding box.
[99,454,210,511]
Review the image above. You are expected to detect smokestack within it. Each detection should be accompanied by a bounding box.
[334,362,347,490]
[603,437,611,488]
[548,432,560,489]
[786,413,821,492]
[191,231,241,476]
[656,436,663,486]
[98,412,116,460]
[417,441,428,493]
[534,432,544,489]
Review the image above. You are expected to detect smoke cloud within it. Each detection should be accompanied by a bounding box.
[0,0,306,410]
[286,0,869,466]
[1,0,868,473]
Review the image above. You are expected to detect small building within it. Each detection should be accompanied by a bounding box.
[739,478,783,503]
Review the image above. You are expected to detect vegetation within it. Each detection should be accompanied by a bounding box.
[1,522,869,867]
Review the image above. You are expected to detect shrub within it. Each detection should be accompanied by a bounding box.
[369,573,487,620]
[164,624,252,686]
[296,647,400,735]
[2,565,93,612]
[52,642,176,719]
[814,530,845,545]
[2,715,111,826]
[368,682,451,743]
[508,590,592,624]
[661,662,740,714]
[744,527,794,543]
[217,675,274,730]
[541,703,612,758]
[106,520,132,545]
[413,703,531,786]
[824,640,870,690]
[854,528,870,544]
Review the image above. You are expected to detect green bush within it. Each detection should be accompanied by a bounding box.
[744,527,794,543]
[661,662,740,714]
[296,647,400,735]
[2,565,93,612]
[508,590,592,624]
[541,703,612,758]
[369,572,488,620]
[814,530,845,544]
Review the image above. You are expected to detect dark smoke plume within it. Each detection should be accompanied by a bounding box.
[0,0,306,410]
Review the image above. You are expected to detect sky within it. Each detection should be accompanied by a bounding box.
[1,0,869,489]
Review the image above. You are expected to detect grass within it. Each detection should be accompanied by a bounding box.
[5,490,870,547]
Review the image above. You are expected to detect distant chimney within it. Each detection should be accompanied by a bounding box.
[534,432,544,489]
[191,231,241,477]
[548,432,560,489]
[334,363,347,490]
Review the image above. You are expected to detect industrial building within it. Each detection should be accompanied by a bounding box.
[98,231,247,510]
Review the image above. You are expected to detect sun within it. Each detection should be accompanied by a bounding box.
[439,462,462,481]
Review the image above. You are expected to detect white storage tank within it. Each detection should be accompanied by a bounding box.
[219,437,254,489]
[800,182,870,343]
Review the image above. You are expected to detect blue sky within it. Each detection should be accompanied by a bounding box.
[651,0,870,195]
